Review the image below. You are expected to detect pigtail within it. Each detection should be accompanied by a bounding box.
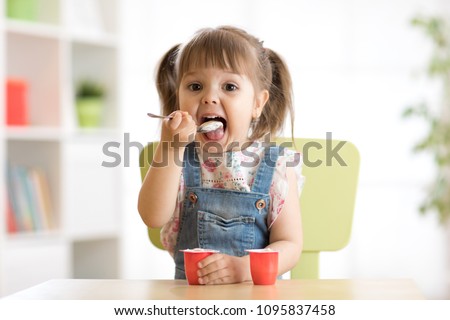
[252,48,294,142]
[155,44,180,115]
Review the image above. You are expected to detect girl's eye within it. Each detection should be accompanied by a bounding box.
[224,83,238,91]
[188,83,202,91]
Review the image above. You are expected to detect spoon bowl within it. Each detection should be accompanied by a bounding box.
[197,120,223,133]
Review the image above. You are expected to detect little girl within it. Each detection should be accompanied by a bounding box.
[138,26,304,285]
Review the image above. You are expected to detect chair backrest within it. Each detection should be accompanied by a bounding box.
[139,138,360,279]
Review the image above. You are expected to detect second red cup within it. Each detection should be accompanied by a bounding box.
[181,249,219,285]
[246,249,279,285]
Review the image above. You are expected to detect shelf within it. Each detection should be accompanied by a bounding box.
[65,0,118,36]
[70,32,118,48]
[5,229,63,242]
[6,141,62,234]
[1,0,122,297]
[2,238,69,294]
[72,238,119,279]
[5,126,63,141]
[6,32,61,127]
[5,19,61,40]
[63,142,121,238]
[69,128,122,144]
[5,12,118,46]
[71,43,119,129]
[69,230,120,242]
[4,126,121,141]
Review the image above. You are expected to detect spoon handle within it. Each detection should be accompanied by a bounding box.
[147,112,222,133]
[147,112,173,119]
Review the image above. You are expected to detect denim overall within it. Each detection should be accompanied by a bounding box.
[173,142,281,279]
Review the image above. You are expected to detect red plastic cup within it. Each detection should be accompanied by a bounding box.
[246,249,279,285]
[181,249,219,285]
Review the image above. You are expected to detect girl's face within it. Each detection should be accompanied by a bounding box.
[178,67,269,150]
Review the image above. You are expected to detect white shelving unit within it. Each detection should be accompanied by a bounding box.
[0,0,123,296]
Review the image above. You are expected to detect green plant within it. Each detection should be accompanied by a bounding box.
[76,80,105,99]
[403,16,450,224]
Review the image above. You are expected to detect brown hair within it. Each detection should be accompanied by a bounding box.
[155,26,294,141]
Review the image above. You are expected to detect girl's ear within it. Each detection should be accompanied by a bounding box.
[253,89,269,118]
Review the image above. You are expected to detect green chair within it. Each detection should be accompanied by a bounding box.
[139,137,360,279]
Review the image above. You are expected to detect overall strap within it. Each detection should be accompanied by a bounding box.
[251,146,283,194]
[183,142,201,188]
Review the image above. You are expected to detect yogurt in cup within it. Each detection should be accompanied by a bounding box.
[246,249,279,285]
[181,248,219,285]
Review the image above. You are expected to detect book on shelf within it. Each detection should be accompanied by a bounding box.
[6,163,54,233]
[5,197,18,233]
[29,167,53,230]
[7,164,33,231]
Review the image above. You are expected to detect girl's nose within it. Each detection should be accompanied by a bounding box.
[202,97,218,104]
[201,90,218,105]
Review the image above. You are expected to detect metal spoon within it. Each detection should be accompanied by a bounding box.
[147,112,173,119]
[147,112,223,133]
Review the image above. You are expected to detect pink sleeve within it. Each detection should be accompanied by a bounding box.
[160,173,184,257]
[267,149,304,228]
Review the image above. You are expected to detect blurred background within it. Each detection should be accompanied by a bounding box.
[1,0,449,299]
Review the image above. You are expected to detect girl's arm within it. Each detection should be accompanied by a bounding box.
[138,111,196,228]
[266,165,303,274]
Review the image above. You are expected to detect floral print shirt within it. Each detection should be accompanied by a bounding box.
[160,142,304,256]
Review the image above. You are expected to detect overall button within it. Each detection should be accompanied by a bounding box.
[188,192,198,204]
[255,199,266,210]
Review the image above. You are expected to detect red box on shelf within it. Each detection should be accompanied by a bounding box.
[6,78,29,126]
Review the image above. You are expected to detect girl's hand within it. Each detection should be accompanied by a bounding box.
[196,254,251,285]
[161,111,197,145]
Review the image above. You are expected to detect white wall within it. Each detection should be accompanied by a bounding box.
[120,0,450,299]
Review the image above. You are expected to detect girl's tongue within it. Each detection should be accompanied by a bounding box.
[204,127,225,141]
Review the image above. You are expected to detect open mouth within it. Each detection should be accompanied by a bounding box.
[200,115,227,141]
